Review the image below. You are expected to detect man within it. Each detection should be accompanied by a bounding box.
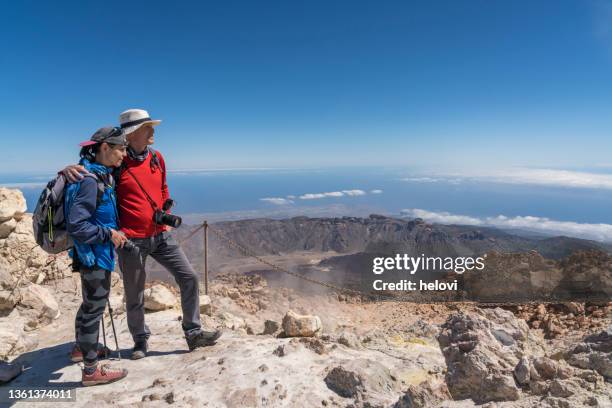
[64,109,221,359]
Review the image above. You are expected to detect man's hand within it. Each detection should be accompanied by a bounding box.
[61,165,91,183]
[110,229,128,249]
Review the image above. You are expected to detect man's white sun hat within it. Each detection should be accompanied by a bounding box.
[119,109,161,135]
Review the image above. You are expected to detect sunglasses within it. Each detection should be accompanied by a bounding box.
[103,127,123,140]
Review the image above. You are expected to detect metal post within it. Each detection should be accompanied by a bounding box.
[203,221,209,295]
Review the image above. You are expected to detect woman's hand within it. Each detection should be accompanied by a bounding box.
[110,229,128,249]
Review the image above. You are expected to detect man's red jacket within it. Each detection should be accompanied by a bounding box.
[116,151,169,239]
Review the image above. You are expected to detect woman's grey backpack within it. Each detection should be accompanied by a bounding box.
[32,173,104,254]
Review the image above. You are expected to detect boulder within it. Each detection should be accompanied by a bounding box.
[514,356,531,385]
[0,188,26,222]
[217,311,246,330]
[0,267,15,289]
[16,284,60,330]
[562,302,585,315]
[0,218,17,239]
[108,293,125,315]
[200,294,212,315]
[393,380,451,408]
[0,289,17,312]
[324,359,399,407]
[566,331,612,380]
[12,214,33,236]
[337,331,362,349]
[531,357,573,381]
[324,366,363,398]
[437,308,543,403]
[144,284,177,311]
[263,319,280,335]
[0,310,28,359]
[281,310,322,337]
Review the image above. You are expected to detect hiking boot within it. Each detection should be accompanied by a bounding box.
[186,329,222,351]
[82,364,128,386]
[131,340,148,360]
[70,344,111,363]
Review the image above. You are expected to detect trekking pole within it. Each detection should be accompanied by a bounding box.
[101,316,108,358]
[107,298,122,360]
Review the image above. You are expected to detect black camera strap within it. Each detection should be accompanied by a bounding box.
[125,168,160,212]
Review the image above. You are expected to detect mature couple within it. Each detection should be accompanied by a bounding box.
[63,109,221,386]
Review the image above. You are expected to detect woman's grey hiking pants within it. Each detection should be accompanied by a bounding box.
[75,266,111,366]
[117,231,202,342]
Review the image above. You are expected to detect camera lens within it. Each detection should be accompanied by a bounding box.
[153,210,182,228]
[162,213,182,228]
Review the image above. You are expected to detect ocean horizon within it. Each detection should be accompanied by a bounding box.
[3,166,612,243]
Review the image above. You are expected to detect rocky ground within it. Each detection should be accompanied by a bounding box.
[0,187,611,407]
[1,270,610,407]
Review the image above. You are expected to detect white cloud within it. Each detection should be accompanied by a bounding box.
[402,177,443,183]
[265,188,379,203]
[260,197,294,205]
[402,168,612,190]
[342,189,366,196]
[298,190,367,200]
[401,177,462,185]
[401,208,612,243]
[401,209,484,226]
[484,169,612,190]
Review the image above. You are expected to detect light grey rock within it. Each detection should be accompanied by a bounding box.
[263,319,280,335]
[514,357,531,385]
[0,188,26,222]
[393,380,451,408]
[281,309,321,337]
[16,283,60,330]
[144,284,177,311]
[437,308,537,403]
[200,294,212,315]
[0,310,26,359]
[566,331,612,380]
[0,218,17,239]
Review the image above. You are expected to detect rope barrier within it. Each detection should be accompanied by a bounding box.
[178,223,206,246]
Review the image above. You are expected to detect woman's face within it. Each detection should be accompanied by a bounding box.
[99,143,127,167]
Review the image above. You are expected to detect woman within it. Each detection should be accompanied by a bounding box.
[65,126,129,386]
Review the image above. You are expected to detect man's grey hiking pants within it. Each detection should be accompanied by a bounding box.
[117,231,202,342]
[75,266,111,365]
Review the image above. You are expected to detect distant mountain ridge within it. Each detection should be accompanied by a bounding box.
[176,214,611,262]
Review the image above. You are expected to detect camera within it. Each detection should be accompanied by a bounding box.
[153,198,182,228]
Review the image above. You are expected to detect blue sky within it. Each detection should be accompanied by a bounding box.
[2,0,612,173]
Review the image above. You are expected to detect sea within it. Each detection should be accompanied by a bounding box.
[3,167,612,242]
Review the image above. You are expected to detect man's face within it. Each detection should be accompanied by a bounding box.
[127,124,155,147]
